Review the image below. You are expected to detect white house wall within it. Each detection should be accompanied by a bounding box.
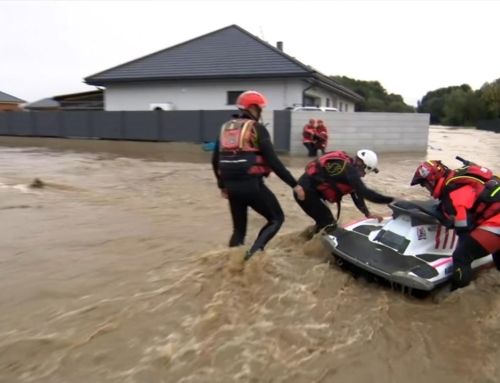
[302,85,355,112]
[104,80,304,111]
[290,111,430,154]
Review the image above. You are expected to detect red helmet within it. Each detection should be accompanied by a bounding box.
[410,160,448,193]
[236,91,267,110]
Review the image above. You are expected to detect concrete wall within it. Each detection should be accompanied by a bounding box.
[104,80,304,111]
[290,111,430,154]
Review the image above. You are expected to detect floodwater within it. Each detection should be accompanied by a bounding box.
[0,126,500,383]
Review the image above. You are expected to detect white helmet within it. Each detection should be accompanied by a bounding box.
[357,149,379,173]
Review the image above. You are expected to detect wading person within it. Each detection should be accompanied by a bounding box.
[211,90,305,261]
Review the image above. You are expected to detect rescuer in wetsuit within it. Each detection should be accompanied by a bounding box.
[294,149,395,238]
[410,159,500,291]
[314,119,328,155]
[302,119,318,157]
[211,90,305,261]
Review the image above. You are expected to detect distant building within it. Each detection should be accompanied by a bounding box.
[24,90,104,111]
[0,91,26,111]
[84,24,363,112]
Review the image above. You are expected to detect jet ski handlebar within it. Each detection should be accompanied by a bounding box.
[456,156,476,166]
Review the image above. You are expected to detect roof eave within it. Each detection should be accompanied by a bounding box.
[53,89,103,101]
[312,76,364,102]
[84,72,310,86]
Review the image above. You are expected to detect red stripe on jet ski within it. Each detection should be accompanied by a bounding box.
[443,228,450,249]
[342,216,391,229]
[433,258,452,268]
[450,231,457,248]
[435,224,442,249]
[343,217,370,228]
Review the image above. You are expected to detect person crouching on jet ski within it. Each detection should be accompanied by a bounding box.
[294,149,395,239]
[410,160,500,291]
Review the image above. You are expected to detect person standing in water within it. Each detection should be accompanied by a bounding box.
[211,91,305,261]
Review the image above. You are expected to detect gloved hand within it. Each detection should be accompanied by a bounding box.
[442,220,454,229]
[447,214,469,232]
[454,226,470,234]
[293,184,305,201]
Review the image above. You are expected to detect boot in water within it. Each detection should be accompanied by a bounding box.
[244,248,263,261]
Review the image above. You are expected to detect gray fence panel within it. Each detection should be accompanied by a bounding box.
[160,111,202,142]
[272,110,291,152]
[0,113,7,134]
[62,111,91,138]
[89,111,123,139]
[201,110,238,142]
[34,112,61,137]
[123,111,160,141]
[8,112,35,136]
[0,110,296,147]
[477,119,500,133]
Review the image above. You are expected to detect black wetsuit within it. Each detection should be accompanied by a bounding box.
[294,159,394,236]
[212,114,298,259]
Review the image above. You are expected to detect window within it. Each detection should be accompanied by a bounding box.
[339,101,343,111]
[345,104,348,112]
[227,91,245,105]
[326,98,331,107]
[303,95,316,106]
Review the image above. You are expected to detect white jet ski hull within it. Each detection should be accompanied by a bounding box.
[321,200,494,291]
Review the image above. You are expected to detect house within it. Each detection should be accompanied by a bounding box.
[24,90,104,111]
[84,24,363,112]
[0,91,26,111]
[23,98,61,111]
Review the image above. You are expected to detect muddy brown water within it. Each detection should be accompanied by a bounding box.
[0,127,500,383]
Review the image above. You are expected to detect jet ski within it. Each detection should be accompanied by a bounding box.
[322,199,494,292]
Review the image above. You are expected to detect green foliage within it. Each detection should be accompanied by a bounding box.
[481,79,500,118]
[331,75,415,113]
[331,74,500,126]
[417,78,500,126]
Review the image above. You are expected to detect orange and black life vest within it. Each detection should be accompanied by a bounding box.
[437,165,500,227]
[217,118,271,181]
[436,165,493,197]
[302,125,316,143]
[305,150,355,203]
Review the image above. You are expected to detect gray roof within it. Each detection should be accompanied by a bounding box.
[84,25,363,102]
[0,91,26,103]
[24,98,60,109]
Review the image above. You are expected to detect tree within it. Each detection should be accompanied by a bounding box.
[416,78,500,126]
[481,79,500,118]
[330,75,415,113]
[332,75,500,125]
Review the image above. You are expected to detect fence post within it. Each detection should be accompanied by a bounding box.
[199,110,205,142]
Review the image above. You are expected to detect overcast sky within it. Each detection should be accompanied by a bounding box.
[1,0,498,106]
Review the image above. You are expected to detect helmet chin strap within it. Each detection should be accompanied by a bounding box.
[247,106,263,123]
